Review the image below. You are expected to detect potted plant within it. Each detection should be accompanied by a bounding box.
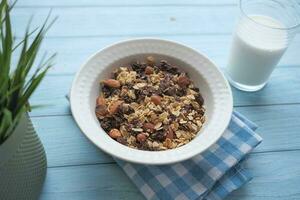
[0,1,55,199]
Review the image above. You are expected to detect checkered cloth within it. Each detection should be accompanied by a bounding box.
[115,111,262,200]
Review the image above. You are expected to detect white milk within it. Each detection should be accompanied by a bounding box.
[227,15,288,87]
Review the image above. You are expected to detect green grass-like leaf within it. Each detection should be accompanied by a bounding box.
[0,0,56,144]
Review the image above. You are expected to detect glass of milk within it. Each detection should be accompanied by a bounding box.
[226,0,300,92]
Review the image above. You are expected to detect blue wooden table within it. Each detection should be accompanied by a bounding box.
[13,0,300,199]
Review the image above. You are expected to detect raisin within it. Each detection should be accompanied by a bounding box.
[182,104,193,112]
[116,137,128,145]
[131,62,146,75]
[195,94,204,106]
[165,87,176,96]
[191,87,200,92]
[176,88,187,97]
[101,85,113,98]
[150,130,166,142]
[169,114,177,122]
[100,117,119,132]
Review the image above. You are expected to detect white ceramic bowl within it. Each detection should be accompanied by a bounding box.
[70,38,233,165]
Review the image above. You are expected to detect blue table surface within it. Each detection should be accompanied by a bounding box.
[13,0,300,199]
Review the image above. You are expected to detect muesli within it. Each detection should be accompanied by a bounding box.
[95,56,205,151]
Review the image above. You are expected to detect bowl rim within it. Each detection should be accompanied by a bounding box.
[70,38,233,165]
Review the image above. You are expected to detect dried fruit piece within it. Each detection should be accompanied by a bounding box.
[103,79,121,88]
[145,66,154,75]
[137,133,147,142]
[109,129,121,139]
[108,100,123,114]
[151,95,161,105]
[178,76,191,87]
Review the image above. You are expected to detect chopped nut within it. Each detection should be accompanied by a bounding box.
[109,129,121,139]
[137,133,147,142]
[133,83,147,89]
[154,122,162,130]
[187,115,193,120]
[152,141,159,148]
[143,123,155,132]
[163,138,173,149]
[103,79,121,88]
[179,119,187,124]
[132,128,143,132]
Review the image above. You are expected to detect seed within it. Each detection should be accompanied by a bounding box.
[178,76,191,87]
[151,95,161,105]
[108,100,123,114]
[96,96,106,106]
[109,129,121,139]
[103,79,121,88]
[146,56,155,66]
[136,133,147,142]
[145,66,154,75]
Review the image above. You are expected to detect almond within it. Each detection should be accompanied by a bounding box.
[151,95,161,105]
[108,100,123,114]
[178,76,190,87]
[103,79,121,88]
[146,56,155,66]
[96,96,106,106]
[109,129,121,139]
[136,133,147,142]
[145,66,154,75]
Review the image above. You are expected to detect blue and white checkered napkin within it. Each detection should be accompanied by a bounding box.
[115,111,262,200]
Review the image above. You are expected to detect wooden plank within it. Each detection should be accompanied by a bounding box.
[33,115,114,167]
[15,35,300,75]
[11,6,238,37]
[17,0,235,7]
[29,67,300,117]
[229,151,300,200]
[236,105,300,153]
[32,104,300,167]
[41,164,143,200]
[39,151,300,200]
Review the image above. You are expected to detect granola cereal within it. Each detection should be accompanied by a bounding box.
[95,56,205,151]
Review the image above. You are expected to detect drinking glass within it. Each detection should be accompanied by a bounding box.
[226,0,300,92]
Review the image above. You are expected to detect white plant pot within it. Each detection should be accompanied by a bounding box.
[0,114,47,200]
